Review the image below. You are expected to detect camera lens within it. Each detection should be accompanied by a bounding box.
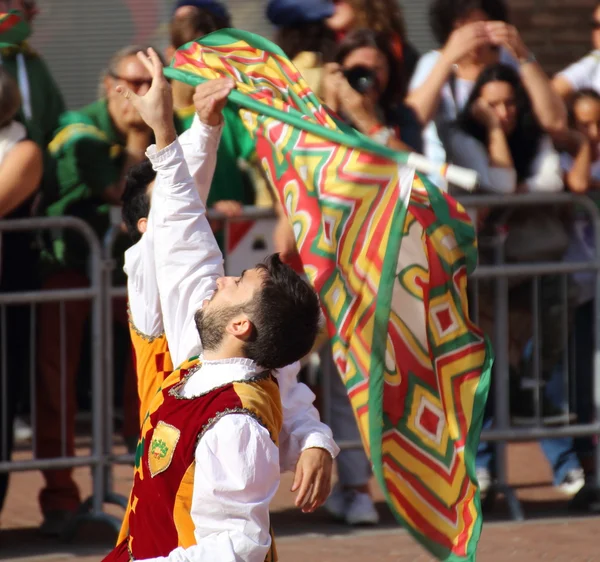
[343,66,378,94]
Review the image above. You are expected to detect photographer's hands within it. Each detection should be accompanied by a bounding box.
[321,63,381,135]
[322,63,343,113]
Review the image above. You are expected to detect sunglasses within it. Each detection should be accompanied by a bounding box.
[591,20,600,29]
[109,72,152,93]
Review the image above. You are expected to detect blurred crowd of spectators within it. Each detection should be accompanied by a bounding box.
[1,0,600,534]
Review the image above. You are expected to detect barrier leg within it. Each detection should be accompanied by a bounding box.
[486,236,524,520]
[63,256,122,540]
[571,276,600,513]
[593,285,600,509]
[103,262,129,510]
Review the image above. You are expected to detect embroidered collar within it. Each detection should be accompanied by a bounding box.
[200,356,256,368]
[177,355,263,399]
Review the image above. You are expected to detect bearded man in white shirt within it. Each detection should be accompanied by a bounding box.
[103,48,328,562]
[117,84,338,537]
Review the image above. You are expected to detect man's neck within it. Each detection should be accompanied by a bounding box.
[172,81,195,110]
[202,345,249,364]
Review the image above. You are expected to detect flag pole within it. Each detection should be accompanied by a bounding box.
[164,67,478,191]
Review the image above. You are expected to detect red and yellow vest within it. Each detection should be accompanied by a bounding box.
[111,358,283,561]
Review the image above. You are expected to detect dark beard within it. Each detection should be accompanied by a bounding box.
[195,304,245,352]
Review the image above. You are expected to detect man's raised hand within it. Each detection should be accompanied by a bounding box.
[115,47,176,149]
[193,78,235,127]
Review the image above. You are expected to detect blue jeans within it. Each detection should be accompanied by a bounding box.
[477,345,582,486]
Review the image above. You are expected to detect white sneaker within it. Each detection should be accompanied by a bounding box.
[345,491,379,526]
[476,468,492,494]
[557,468,585,496]
[13,416,32,442]
[324,484,346,520]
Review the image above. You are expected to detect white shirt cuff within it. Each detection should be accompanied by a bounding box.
[146,118,223,165]
[190,113,223,151]
[302,433,340,459]
[145,138,182,166]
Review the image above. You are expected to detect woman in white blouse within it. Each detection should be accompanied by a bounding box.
[447,63,563,196]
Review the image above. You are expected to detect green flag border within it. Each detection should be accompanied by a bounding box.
[370,173,493,562]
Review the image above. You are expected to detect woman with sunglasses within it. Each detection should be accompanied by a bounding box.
[553,3,600,100]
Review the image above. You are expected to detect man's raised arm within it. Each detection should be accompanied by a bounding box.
[116,48,235,365]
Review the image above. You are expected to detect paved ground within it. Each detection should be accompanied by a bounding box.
[1,441,600,561]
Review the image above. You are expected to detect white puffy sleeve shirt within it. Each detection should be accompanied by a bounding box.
[145,127,338,469]
[138,140,280,561]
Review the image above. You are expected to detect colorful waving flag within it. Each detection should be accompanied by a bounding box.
[165,29,492,562]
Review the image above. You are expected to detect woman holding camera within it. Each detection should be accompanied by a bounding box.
[324,0,419,83]
[322,28,423,153]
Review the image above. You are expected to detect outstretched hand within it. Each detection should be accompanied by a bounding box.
[291,447,333,513]
[115,47,176,148]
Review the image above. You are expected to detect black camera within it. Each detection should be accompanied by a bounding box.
[343,65,378,94]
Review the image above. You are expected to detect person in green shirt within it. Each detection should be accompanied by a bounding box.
[167,1,258,248]
[35,44,168,536]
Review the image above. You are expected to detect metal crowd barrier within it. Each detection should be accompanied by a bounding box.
[458,192,600,519]
[102,195,600,522]
[0,217,120,537]
[3,192,600,538]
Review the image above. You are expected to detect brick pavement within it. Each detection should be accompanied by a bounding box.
[1,442,599,561]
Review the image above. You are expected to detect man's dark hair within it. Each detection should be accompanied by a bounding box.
[429,0,509,46]
[245,254,321,369]
[121,159,156,243]
[196,254,321,370]
[170,6,229,49]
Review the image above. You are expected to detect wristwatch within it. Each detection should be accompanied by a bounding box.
[518,51,537,67]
